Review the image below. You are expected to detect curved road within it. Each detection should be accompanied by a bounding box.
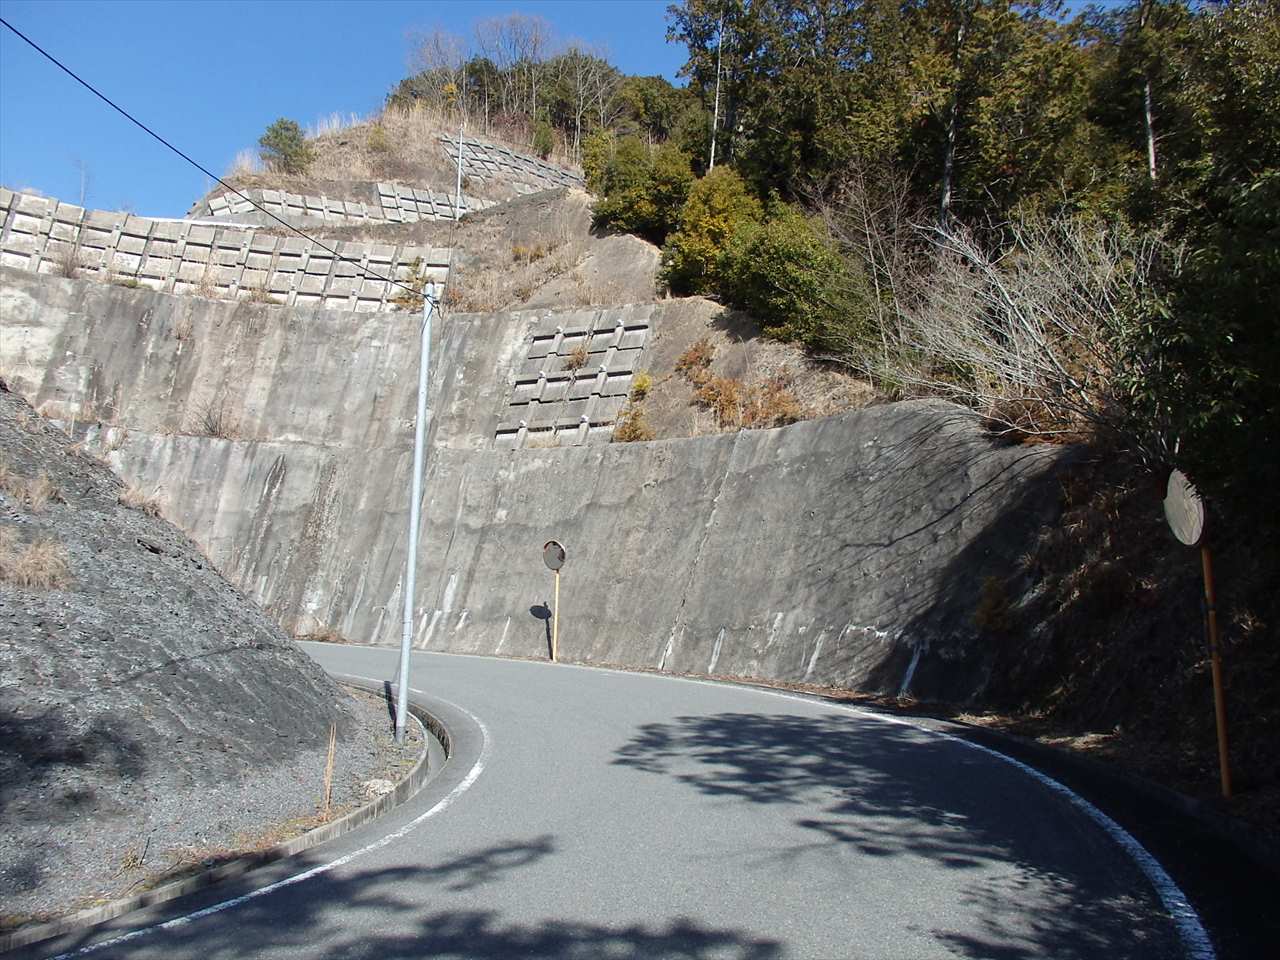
[35,645,1215,960]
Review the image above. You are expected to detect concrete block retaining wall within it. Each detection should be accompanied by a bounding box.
[1,268,1068,701]
[0,189,448,313]
[439,136,585,192]
[190,182,495,227]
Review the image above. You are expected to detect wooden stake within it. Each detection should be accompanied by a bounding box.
[1201,545,1232,799]
[552,568,560,662]
[322,722,337,817]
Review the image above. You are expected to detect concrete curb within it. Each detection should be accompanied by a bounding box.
[0,681,447,955]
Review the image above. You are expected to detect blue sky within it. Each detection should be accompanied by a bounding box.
[0,0,684,216]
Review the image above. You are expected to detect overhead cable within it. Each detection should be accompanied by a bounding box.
[0,15,436,298]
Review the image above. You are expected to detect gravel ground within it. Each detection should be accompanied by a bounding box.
[0,687,423,928]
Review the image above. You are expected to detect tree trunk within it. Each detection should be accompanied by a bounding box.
[710,15,724,171]
[939,5,972,226]
[1139,0,1158,181]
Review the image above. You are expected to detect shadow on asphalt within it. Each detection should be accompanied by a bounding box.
[613,710,1178,960]
[44,836,781,960]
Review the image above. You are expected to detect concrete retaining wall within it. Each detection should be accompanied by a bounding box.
[190,182,495,227]
[0,269,1068,701]
[0,190,448,313]
[439,136,585,192]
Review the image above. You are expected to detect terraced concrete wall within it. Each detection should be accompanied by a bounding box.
[439,135,584,192]
[0,269,1067,701]
[0,190,447,313]
[190,182,495,226]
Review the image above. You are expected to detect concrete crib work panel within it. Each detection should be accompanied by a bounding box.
[0,190,449,314]
[438,135,585,193]
[188,182,494,227]
[494,306,657,446]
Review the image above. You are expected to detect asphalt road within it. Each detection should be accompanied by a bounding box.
[30,646,1222,960]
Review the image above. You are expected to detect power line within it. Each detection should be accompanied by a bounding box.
[0,15,436,299]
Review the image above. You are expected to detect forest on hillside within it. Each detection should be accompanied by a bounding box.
[383,1,1276,548]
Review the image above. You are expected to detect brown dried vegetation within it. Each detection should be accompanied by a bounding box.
[119,485,163,518]
[612,404,656,443]
[0,528,71,590]
[0,460,61,512]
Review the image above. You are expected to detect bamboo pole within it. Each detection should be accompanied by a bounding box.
[322,722,337,817]
[552,568,560,662]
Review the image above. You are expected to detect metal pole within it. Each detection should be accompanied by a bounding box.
[395,285,436,743]
[552,568,560,662]
[1201,544,1232,798]
[455,116,465,221]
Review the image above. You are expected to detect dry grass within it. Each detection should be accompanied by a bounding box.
[630,371,653,401]
[0,461,60,512]
[194,262,220,300]
[240,282,279,305]
[0,529,71,590]
[119,485,163,518]
[524,431,562,449]
[671,334,875,435]
[675,339,716,383]
[55,239,84,279]
[448,231,587,313]
[294,626,353,644]
[192,398,238,439]
[221,102,580,211]
[563,343,590,371]
[511,243,549,264]
[613,404,656,443]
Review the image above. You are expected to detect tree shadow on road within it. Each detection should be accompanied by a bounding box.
[41,836,780,960]
[613,710,1181,960]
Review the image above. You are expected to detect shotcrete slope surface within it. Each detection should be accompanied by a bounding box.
[0,266,1068,702]
[0,387,375,919]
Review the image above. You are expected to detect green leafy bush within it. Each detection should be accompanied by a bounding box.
[661,168,763,295]
[592,138,693,245]
[258,118,314,175]
[719,204,871,352]
[582,129,614,193]
[532,120,556,159]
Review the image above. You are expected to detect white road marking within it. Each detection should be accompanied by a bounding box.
[55,683,490,959]
[57,650,1215,960]
[422,650,1218,960]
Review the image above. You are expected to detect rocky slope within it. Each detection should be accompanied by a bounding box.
[0,385,382,923]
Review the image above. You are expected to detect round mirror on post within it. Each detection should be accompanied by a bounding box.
[1163,469,1205,547]
[543,540,566,571]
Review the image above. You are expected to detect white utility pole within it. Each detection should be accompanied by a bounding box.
[454,116,465,221]
[395,282,439,743]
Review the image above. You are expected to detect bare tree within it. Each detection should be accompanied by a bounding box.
[890,216,1172,456]
[475,13,552,120]
[407,27,470,119]
[810,161,928,377]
